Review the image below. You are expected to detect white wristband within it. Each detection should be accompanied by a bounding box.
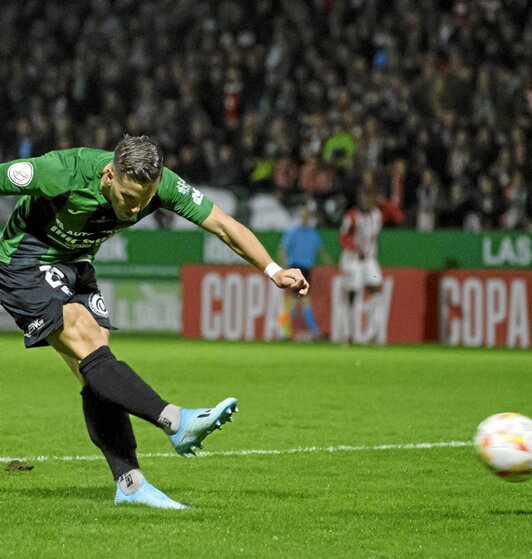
[264,262,283,278]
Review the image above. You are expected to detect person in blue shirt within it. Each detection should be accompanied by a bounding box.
[278,206,330,340]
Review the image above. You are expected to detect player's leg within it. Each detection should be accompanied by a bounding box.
[0,263,141,481]
[47,305,174,426]
[341,253,363,344]
[297,268,321,341]
[301,297,322,340]
[278,292,294,340]
[1,263,201,508]
[340,252,354,344]
[363,259,384,344]
[366,285,383,344]
[57,333,189,509]
[57,332,141,483]
[345,288,360,344]
[48,302,237,457]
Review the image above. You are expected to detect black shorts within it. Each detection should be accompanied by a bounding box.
[0,261,112,348]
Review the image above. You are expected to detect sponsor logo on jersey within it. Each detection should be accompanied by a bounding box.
[176,177,191,195]
[192,187,204,205]
[176,177,204,204]
[49,218,121,250]
[24,318,45,337]
[7,162,34,187]
[88,292,109,318]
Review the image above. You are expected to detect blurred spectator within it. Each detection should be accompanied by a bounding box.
[443,178,482,231]
[470,126,497,178]
[477,174,503,230]
[272,152,300,199]
[416,168,441,232]
[501,171,528,230]
[322,123,358,168]
[384,159,408,209]
[211,144,243,189]
[298,154,335,198]
[0,0,530,231]
[223,66,244,130]
[177,145,209,184]
[15,118,34,159]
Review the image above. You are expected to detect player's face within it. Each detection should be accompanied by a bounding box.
[109,174,159,221]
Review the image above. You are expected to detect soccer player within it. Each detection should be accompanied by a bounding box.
[277,206,331,340]
[0,135,309,509]
[339,189,403,344]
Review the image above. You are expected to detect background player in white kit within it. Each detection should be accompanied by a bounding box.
[339,187,403,344]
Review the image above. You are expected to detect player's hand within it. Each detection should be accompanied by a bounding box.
[272,268,310,296]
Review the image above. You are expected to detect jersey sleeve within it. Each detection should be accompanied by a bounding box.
[0,151,77,197]
[156,168,214,224]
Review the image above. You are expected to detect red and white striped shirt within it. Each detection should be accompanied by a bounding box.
[339,200,404,259]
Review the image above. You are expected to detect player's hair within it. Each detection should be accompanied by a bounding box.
[113,134,164,183]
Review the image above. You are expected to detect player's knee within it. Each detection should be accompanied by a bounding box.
[61,303,108,349]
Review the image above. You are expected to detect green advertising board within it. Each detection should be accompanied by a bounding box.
[94,229,531,280]
[377,229,531,270]
[99,279,181,331]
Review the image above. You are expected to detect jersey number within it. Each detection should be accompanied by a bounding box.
[39,265,65,289]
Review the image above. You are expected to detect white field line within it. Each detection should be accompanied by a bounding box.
[0,440,472,464]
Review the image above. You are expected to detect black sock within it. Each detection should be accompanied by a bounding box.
[79,346,168,425]
[81,385,139,480]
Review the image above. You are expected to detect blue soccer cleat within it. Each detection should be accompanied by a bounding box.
[114,479,191,509]
[170,397,238,457]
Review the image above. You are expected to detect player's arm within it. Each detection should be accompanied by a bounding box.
[377,198,404,225]
[339,211,356,250]
[201,205,309,296]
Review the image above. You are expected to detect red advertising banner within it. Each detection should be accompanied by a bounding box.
[181,265,284,341]
[181,265,432,344]
[182,265,531,348]
[438,270,531,348]
[311,267,434,344]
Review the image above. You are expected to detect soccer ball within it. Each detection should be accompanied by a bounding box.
[474,412,532,482]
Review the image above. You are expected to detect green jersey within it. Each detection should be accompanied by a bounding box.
[0,148,214,265]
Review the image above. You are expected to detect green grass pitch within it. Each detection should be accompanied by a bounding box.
[0,332,530,558]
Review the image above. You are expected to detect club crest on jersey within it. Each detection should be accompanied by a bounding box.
[88,292,109,318]
[7,162,34,187]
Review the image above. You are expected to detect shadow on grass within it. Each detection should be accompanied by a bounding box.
[1,486,204,517]
[489,510,532,516]
[0,486,111,500]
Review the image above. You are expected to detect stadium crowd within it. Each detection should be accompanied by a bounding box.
[0,0,530,230]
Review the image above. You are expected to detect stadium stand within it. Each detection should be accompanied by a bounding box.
[0,0,530,230]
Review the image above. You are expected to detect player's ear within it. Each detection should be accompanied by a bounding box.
[102,163,115,185]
